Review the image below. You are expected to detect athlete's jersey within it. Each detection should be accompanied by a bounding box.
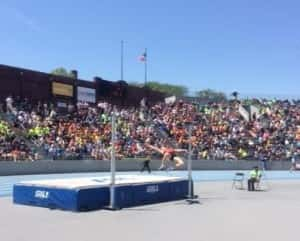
[161,147,176,160]
[162,147,175,155]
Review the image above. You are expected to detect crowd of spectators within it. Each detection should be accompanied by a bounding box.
[0,119,34,161]
[1,95,300,162]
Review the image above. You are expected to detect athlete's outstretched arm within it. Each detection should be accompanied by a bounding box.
[174,148,188,153]
[145,144,164,154]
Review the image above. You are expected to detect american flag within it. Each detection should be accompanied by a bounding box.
[139,52,147,62]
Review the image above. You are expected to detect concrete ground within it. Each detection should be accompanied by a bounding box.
[0,180,299,241]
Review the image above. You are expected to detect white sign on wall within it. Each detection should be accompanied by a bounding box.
[77,87,96,103]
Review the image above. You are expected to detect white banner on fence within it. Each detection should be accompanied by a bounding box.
[77,87,96,103]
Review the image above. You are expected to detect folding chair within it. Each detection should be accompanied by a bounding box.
[255,172,270,191]
[232,172,245,189]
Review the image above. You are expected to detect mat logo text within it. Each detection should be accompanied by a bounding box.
[35,190,49,199]
[146,185,159,193]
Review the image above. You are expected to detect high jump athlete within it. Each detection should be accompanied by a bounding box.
[145,143,187,170]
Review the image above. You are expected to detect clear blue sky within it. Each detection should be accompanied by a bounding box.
[0,0,300,98]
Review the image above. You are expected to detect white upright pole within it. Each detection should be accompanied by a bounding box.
[186,123,199,204]
[110,107,116,209]
[188,124,193,198]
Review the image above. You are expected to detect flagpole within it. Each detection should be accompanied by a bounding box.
[121,40,124,80]
[144,48,147,85]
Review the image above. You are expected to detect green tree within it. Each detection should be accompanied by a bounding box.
[128,81,144,88]
[51,67,74,78]
[196,89,227,102]
[144,81,188,96]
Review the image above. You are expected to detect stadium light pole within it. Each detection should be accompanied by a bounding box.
[121,40,124,80]
[144,48,147,85]
[109,107,117,209]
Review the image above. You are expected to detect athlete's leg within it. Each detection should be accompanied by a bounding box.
[173,156,184,167]
[159,153,171,170]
